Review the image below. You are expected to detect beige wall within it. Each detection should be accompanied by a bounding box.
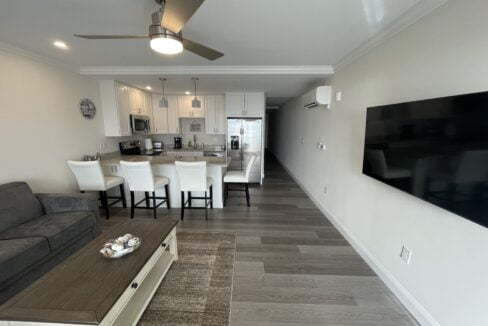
[269,0,488,325]
[0,49,121,193]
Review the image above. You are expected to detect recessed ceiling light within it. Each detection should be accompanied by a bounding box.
[145,86,152,90]
[53,40,68,50]
[185,91,191,95]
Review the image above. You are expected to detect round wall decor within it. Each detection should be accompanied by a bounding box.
[80,98,96,119]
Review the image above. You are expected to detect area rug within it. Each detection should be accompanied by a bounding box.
[138,232,236,326]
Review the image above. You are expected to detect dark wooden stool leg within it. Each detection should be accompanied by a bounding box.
[100,191,109,219]
[210,185,213,209]
[130,191,135,219]
[145,192,150,207]
[180,191,185,220]
[188,191,192,208]
[120,184,127,208]
[204,191,208,220]
[165,184,171,209]
[245,183,250,207]
[152,191,157,219]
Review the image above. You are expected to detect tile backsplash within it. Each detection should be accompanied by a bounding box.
[151,118,225,148]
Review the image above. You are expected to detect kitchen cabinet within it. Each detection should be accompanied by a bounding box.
[205,95,225,134]
[129,87,151,116]
[100,80,132,137]
[178,95,205,118]
[167,96,180,134]
[225,92,265,117]
[151,94,169,134]
[151,95,179,134]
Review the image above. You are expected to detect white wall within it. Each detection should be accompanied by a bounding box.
[269,0,488,325]
[0,48,123,193]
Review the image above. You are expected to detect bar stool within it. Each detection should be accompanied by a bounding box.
[67,160,126,219]
[175,161,213,221]
[120,161,170,219]
[223,155,257,207]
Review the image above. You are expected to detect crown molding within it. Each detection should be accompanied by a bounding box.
[334,0,449,72]
[0,41,78,73]
[79,65,334,76]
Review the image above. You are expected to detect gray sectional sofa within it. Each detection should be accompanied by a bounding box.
[0,182,101,304]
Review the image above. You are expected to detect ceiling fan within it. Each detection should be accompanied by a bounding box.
[74,0,223,61]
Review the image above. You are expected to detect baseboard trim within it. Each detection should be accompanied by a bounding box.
[271,153,439,326]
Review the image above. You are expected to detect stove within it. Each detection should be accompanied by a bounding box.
[119,140,162,156]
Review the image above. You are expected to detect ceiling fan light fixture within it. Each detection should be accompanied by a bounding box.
[150,36,183,55]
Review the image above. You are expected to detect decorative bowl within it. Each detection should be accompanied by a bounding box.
[100,233,141,259]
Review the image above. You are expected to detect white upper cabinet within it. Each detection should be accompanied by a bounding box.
[225,93,245,117]
[128,87,151,116]
[151,95,180,134]
[100,80,132,137]
[151,94,169,134]
[225,92,265,117]
[205,95,225,134]
[178,95,205,118]
[167,96,180,134]
[244,92,265,117]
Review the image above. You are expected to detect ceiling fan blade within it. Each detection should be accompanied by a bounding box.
[182,38,224,61]
[162,0,205,33]
[74,35,148,39]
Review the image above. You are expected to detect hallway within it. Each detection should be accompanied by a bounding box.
[104,154,417,325]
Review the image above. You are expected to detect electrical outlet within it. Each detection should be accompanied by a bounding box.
[324,186,328,195]
[400,245,412,264]
[301,137,305,145]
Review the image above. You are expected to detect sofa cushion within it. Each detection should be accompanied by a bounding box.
[0,182,43,234]
[0,237,50,284]
[0,212,96,251]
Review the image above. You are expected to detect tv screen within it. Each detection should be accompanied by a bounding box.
[363,91,488,228]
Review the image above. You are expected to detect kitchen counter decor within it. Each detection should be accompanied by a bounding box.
[100,233,141,259]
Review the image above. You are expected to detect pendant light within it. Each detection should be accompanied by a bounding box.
[191,77,201,108]
[159,77,168,108]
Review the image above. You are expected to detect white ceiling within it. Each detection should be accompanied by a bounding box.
[0,0,441,103]
[0,0,423,67]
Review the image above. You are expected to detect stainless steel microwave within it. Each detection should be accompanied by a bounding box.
[130,114,150,135]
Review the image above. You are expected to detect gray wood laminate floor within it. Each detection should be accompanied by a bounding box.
[103,154,418,326]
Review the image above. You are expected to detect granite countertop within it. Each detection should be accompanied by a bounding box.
[100,152,231,167]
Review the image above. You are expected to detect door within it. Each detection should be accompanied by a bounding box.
[151,94,169,134]
[245,93,264,117]
[115,83,131,136]
[225,93,245,117]
[205,96,217,134]
[242,119,262,183]
[227,119,243,171]
[167,96,180,134]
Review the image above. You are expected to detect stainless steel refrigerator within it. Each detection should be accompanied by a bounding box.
[227,118,262,183]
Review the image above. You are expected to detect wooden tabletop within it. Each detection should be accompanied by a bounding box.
[0,219,178,324]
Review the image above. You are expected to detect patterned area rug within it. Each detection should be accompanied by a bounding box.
[138,232,236,326]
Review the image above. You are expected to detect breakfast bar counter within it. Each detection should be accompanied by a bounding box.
[100,153,231,209]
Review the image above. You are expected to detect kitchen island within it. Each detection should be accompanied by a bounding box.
[101,153,231,209]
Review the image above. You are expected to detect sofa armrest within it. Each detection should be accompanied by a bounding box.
[35,193,100,222]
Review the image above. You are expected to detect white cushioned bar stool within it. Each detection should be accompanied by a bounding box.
[223,155,257,207]
[120,161,170,219]
[175,161,213,220]
[67,160,126,219]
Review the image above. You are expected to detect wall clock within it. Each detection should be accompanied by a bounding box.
[80,98,96,119]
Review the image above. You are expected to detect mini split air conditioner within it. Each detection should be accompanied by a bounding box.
[303,86,332,109]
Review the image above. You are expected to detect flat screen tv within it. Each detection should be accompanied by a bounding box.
[363,91,488,228]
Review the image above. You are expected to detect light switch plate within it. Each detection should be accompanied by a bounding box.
[400,245,412,264]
